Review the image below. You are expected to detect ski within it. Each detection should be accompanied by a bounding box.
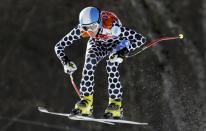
[69,115,148,125]
[38,107,114,125]
[96,118,148,125]
[68,115,115,125]
[38,107,148,125]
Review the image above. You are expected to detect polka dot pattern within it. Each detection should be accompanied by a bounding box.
[54,26,81,61]
[54,23,147,100]
[80,39,108,97]
[117,27,147,52]
[106,60,123,99]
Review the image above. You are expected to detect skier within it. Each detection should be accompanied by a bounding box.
[54,7,146,119]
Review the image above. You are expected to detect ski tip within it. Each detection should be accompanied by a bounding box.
[38,107,48,113]
[179,34,184,39]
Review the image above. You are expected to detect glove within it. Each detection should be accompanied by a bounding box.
[109,47,129,63]
[109,53,124,63]
[61,56,77,74]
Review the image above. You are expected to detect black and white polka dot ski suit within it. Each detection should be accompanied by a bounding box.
[54,11,146,100]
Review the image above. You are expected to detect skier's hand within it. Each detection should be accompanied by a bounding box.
[109,53,123,63]
[63,61,77,74]
[61,56,77,75]
[109,47,129,63]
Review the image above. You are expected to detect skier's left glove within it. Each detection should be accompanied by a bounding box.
[109,47,129,63]
[109,53,124,63]
[61,56,77,75]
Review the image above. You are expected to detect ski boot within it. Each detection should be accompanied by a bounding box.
[104,98,123,119]
[71,95,93,116]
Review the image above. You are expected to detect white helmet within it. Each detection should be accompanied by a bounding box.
[79,7,101,25]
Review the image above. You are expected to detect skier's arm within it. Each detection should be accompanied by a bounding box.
[54,25,81,64]
[119,26,146,52]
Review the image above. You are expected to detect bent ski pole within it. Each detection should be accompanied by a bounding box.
[126,34,184,58]
[69,74,81,98]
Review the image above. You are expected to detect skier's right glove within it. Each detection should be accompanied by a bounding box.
[61,56,77,75]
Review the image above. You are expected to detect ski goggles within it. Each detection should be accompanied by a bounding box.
[81,22,99,32]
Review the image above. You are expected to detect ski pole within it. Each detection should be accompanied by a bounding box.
[126,34,184,58]
[69,74,81,98]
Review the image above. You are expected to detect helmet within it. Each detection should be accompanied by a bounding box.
[79,7,101,25]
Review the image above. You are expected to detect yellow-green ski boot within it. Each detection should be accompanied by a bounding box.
[71,95,93,116]
[104,98,123,119]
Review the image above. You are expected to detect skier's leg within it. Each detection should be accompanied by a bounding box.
[72,40,107,116]
[104,60,123,119]
[80,40,107,97]
[106,60,123,100]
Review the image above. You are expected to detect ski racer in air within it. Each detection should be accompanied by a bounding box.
[54,6,146,119]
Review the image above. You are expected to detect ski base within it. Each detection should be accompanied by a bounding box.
[38,107,148,125]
